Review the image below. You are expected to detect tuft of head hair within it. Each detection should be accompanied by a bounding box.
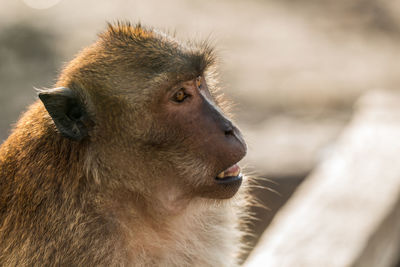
[96,21,217,78]
[100,21,155,41]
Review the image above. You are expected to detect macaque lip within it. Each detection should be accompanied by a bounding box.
[214,174,243,185]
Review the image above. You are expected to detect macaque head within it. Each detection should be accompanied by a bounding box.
[38,23,247,211]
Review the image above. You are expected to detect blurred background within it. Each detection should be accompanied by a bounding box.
[1,0,400,265]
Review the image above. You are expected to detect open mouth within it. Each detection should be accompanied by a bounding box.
[215,164,243,185]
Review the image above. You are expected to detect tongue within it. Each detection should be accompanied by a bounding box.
[217,164,241,179]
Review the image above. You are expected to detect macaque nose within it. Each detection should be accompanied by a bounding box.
[222,120,247,154]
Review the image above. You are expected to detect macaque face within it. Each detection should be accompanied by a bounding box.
[151,75,247,199]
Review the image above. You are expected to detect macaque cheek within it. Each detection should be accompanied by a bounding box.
[161,107,200,138]
[177,115,208,143]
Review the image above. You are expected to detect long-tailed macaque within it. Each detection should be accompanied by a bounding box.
[0,22,248,266]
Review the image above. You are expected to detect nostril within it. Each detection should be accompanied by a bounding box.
[221,120,235,136]
[224,125,234,136]
[224,130,233,136]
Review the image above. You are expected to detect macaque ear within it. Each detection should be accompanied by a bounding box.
[38,87,89,141]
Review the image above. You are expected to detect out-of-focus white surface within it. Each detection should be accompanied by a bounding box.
[245,90,400,267]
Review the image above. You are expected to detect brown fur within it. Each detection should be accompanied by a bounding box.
[0,22,249,266]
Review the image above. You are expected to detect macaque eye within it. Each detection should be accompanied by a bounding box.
[196,76,202,89]
[173,89,188,103]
